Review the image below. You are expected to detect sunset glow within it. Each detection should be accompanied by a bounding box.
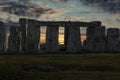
[40,33,86,45]
[0,0,119,46]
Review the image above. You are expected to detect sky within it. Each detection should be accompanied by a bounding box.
[0,0,120,44]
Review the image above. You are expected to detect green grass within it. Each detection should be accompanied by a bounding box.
[0,53,120,80]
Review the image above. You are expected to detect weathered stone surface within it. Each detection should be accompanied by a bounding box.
[19,18,27,51]
[67,26,82,52]
[83,26,106,52]
[46,25,59,52]
[8,26,20,52]
[0,21,6,51]
[106,28,120,52]
[26,19,40,52]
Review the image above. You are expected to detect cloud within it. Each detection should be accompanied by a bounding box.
[0,1,52,18]
[79,0,120,13]
[0,0,68,22]
[50,0,120,14]
[49,0,68,3]
[39,8,68,21]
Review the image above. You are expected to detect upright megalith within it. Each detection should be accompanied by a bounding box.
[66,25,82,52]
[26,19,40,52]
[106,28,120,52]
[0,21,6,51]
[46,25,59,52]
[83,26,106,52]
[19,18,27,51]
[8,26,20,52]
[93,26,106,52]
[64,27,69,50]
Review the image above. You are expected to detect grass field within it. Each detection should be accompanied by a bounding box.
[0,53,120,80]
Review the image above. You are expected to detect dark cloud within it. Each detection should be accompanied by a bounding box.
[79,0,120,13]
[0,0,52,18]
[52,0,68,2]
[51,0,120,13]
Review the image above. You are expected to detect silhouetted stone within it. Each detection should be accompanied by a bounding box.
[93,26,106,52]
[26,19,40,52]
[64,26,69,50]
[88,21,102,27]
[0,21,6,51]
[84,26,106,52]
[67,26,82,52]
[37,21,102,27]
[19,18,27,52]
[8,26,20,52]
[106,28,120,52]
[46,25,59,52]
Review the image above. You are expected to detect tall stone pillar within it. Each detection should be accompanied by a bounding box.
[92,26,106,52]
[8,26,20,52]
[19,18,27,52]
[26,19,40,52]
[64,27,69,50]
[106,28,120,52]
[46,25,59,52]
[84,26,106,52]
[83,27,95,51]
[66,25,82,52]
[0,21,6,51]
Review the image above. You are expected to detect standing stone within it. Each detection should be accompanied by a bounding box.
[106,28,120,52]
[84,26,106,52]
[64,27,69,50]
[93,26,106,52]
[8,26,20,52]
[19,18,27,52]
[46,25,59,52]
[67,25,82,52]
[26,19,40,52]
[0,21,6,51]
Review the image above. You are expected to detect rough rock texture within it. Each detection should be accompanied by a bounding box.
[46,25,59,52]
[8,26,20,52]
[106,28,120,52]
[83,26,106,52]
[0,22,6,51]
[67,26,82,52]
[26,19,40,52]
[19,18,27,52]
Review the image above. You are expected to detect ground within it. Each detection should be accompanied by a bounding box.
[0,53,120,80]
